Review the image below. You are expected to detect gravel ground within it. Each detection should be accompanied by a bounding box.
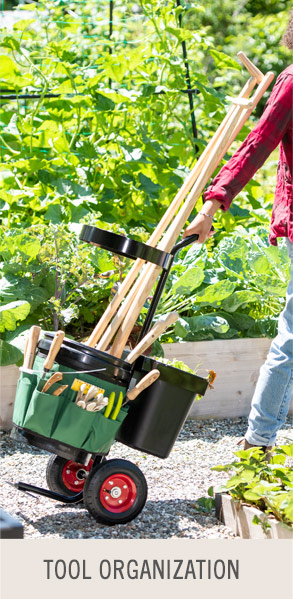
[1,417,292,539]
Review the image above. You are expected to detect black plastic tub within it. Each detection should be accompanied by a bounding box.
[116,355,209,459]
[38,333,133,387]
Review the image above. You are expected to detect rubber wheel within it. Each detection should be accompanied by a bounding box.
[83,459,148,525]
[46,455,94,497]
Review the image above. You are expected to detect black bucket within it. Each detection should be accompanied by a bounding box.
[37,333,133,387]
[116,355,208,459]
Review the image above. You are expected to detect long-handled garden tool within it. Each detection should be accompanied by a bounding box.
[85,52,273,356]
[125,311,178,364]
[93,59,274,358]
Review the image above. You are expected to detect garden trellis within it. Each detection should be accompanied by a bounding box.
[0,0,199,158]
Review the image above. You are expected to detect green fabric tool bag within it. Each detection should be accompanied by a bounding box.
[12,356,128,454]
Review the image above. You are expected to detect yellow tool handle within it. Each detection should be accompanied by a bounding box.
[110,391,124,420]
[104,392,115,418]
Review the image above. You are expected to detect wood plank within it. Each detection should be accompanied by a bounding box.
[0,365,20,431]
[162,339,293,420]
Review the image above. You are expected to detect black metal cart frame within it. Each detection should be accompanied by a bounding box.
[12,227,208,524]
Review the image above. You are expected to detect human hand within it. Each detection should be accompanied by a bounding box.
[182,213,215,243]
[182,199,221,243]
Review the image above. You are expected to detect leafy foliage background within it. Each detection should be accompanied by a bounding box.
[0,0,291,364]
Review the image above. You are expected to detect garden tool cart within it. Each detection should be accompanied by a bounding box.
[10,53,274,525]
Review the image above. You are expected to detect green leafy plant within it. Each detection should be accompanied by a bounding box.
[194,486,216,513]
[154,227,290,343]
[0,221,129,365]
[0,0,291,366]
[151,355,199,374]
[211,443,293,528]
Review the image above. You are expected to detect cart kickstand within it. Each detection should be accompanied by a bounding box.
[15,481,84,504]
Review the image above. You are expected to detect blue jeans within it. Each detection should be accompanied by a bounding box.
[245,239,293,447]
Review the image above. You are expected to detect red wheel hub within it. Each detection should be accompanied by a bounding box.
[100,473,137,513]
[62,459,93,492]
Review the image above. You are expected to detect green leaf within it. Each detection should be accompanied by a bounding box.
[0,301,31,332]
[237,469,256,483]
[138,173,161,198]
[278,444,293,458]
[226,475,243,489]
[172,267,204,295]
[37,121,69,151]
[0,277,50,312]
[174,317,189,339]
[208,486,214,497]
[221,290,262,312]
[13,19,36,32]
[43,204,63,224]
[92,92,115,111]
[176,315,230,340]
[195,496,215,513]
[217,236,248,279]
[0,55,19,82]
[248,252,271,275]
[92,249,115,273]
[211,464,234,472]
[0,36,21,52]
[105,60,129,83]
[149,339,164,358]
[209,48,241,70]
[0,232,41,259]
[253,274,288,297]
[281,499,293,523]
[121,145,148,163]
[70,204,90,223]
[194,280,236,304]
[182,243,207,267]
[0,339,23,367]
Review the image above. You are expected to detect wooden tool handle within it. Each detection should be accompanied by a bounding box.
[43,330,65,371]
[23,326,41,369]
[88,64,261,352]
[126,312,179,364]
[23,337,29,367]
[95,61,274,360]
[237,52,264,83]
[42,372,63,393]
[52,385,68,396]
[126,369,160,401]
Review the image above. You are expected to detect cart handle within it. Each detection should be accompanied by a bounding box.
[135,233,200,343]
[171,233,199,256]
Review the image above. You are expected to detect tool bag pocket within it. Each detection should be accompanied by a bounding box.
[12,371,38,427]
[13,367,128,454]
[22,388,66,438]
[51,402,128,454]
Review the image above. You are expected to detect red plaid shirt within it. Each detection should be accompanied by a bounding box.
[203,65,293,245]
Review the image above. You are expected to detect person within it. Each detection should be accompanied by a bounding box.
[183,12,293,452]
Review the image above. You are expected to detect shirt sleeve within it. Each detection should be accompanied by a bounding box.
[203,71,293,211]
